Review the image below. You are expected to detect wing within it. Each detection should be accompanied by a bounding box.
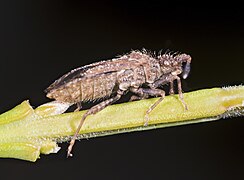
[45,56,144,93]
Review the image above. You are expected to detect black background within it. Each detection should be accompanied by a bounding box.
[0,1,243,179]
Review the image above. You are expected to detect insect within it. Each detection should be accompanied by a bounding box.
[45,49,192,157]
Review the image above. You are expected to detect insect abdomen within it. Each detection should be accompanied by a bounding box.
[46,72,117,103]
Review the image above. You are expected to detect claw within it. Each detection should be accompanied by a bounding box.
[67,139,75,158]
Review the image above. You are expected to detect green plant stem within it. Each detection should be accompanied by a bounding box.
[0,86,243,162]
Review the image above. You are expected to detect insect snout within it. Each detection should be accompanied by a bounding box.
[182,61,191,79]
[179,54,191,79]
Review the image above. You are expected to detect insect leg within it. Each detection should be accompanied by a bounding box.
[74,102,82,112]
[129,87,166,125]
[169,81,175,95]
[151,74,175,89]
[129,95,145,101]
[151,76,187,109]
[143,88,165,126]
[67,89,124,157]
[129,87,149,101]
[175,76,188,110]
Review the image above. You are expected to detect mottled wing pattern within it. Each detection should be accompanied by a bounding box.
[46,56,145,102]
[45,65,95,93]
[46,58,142,93]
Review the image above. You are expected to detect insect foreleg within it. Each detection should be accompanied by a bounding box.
[67,89,124,157]
[151,75,188,110]
[150,74,176,88]
[175,76,188,110]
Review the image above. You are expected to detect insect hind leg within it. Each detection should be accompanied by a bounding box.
[67,90,124,157]
[74,102,82,112]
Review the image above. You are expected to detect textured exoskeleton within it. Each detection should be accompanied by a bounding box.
[46,50,192,157]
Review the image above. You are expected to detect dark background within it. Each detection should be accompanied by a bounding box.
[0,1,243,179]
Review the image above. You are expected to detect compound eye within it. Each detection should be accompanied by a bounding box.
[182,61,191,79]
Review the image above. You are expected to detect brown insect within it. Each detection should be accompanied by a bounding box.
[45,49,192,157]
